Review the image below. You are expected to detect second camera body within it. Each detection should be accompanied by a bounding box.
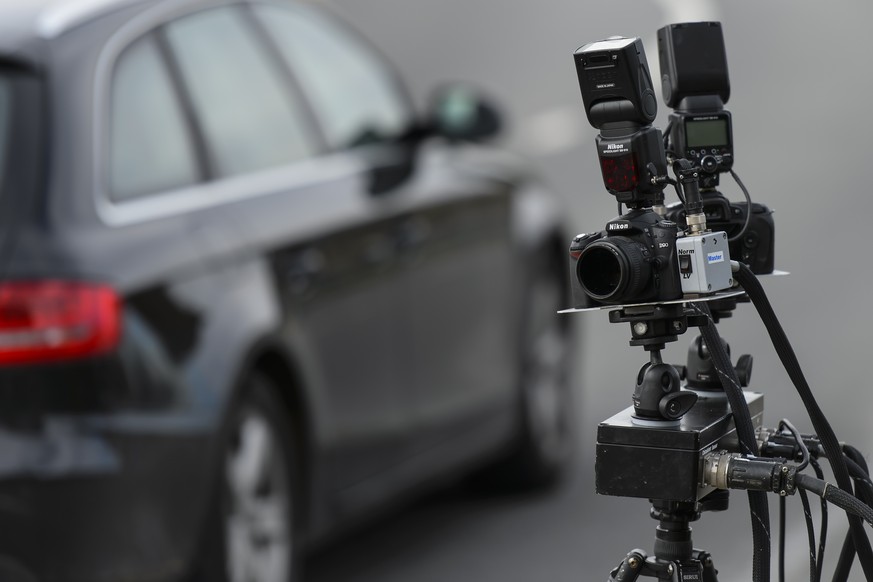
[665,199,775,275]
[658,21,775,275]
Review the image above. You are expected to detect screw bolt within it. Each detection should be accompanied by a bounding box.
[667,564,674,575]
[628,557,640,569]
[633,322,648,336]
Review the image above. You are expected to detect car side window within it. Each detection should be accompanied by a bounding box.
[109,34,201,202]
[164,7,318,178]
[253,4,414,150]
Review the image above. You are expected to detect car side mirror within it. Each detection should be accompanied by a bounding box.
[428,85,503,143]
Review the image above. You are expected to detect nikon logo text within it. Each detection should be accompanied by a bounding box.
[606,144,623,150]
[607,223,629,230]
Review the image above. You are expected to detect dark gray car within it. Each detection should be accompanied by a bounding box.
[0,1,573,581]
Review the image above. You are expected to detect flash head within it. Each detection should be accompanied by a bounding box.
[574,37,658,132]
[658,22,730,110]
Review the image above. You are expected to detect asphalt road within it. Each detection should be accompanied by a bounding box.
[310,1,873,581]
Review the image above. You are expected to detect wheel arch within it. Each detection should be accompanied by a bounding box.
[232,338,317,532]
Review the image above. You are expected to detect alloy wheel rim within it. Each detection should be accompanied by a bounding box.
[225,408,293,582]
[525,276,570,463]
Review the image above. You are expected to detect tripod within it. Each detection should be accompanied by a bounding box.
[596,295,759,582]
[609,500,719,582]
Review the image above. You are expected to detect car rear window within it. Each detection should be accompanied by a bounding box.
[110,34,202,201]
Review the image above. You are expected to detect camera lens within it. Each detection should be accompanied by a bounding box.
[577,237,650,303]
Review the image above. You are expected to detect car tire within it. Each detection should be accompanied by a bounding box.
[192,373,300,582]
[474,251,574,491]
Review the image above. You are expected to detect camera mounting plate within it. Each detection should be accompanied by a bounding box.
[558,288,746,314]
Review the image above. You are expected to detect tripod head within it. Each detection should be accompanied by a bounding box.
[603,295,751,424]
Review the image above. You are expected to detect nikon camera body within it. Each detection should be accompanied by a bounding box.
[569,209,683,308]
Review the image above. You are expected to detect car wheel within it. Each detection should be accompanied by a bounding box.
[193,374,299,582]
[474,252,574,491]
[516,259,573,482]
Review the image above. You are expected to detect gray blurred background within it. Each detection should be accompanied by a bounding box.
[309,1,873,580]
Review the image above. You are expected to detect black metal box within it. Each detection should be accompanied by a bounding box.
[595,391,764,502]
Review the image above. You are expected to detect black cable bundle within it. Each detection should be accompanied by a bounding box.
[833,446,873,580]
[735,263,873,579]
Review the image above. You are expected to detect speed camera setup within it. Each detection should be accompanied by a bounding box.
[564,22,873,582]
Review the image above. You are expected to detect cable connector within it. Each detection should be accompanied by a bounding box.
[757,426,824,461]
[702,452,798,496]
[671,158,706,234]
[647,162,674,187]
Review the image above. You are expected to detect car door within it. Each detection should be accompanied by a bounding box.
[155,5,416,490]
[251,2,517,461]
[398,163,516,453]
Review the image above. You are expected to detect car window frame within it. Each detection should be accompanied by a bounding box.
[246,0,419,153]
[92,0,361,228]
[107,29,208,202]
[158,4,327,180]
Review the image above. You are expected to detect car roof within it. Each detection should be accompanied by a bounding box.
[0,0,152,38]
[0,0,160,64]
[0,0,308,67]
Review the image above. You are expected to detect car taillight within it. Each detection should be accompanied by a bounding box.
[0,281,121,366]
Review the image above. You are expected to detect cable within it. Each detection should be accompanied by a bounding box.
[840,449,869,484]
[728,168,753,242]
[779,419,818,580]
[779,418,810,471]
[673,181,686,206]
[734,263,873,578]
[834,447,873,580]
[663,120,673,153]
[779,495,786,582]
[810,458,828,582]
[796,474,873,526]
[764,423,824,581]
[843,457,873,500]
[798,487,819,582]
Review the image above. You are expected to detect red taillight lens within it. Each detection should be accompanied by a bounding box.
[0,281,121,365]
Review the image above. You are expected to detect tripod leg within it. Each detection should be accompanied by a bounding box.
[609,550,647,582]
[693,550,719,582]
